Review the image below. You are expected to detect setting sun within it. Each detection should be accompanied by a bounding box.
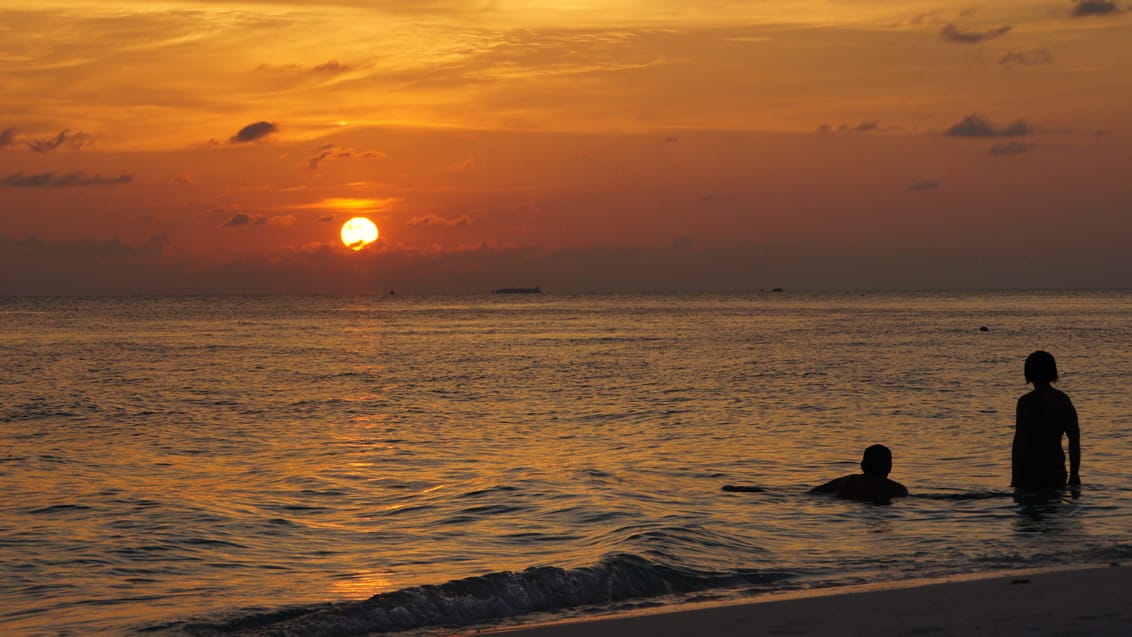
[340,217,379,251]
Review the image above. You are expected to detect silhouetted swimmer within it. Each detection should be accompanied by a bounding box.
[1012,350,1081,489]
[810,444,909,501]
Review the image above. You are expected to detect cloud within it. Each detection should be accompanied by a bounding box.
[407,213,472,227]
[312,59,351,73]
[939,24,1012,43]
[999,49,1054,66]
[221,213,267,228]
[989,141,1036,155]
[1072,0,1123,17]
[4,233,169,260]
[0,128,15,148]
[0,234,174,295]
[291,197,397,213]
[26,130,92,153]
[307,143,386,170]
[229,121,279,143]
[944,114,1034,138]
[817,120,892,135]
[1,172,133,187]
[257,60,354,74]
[907,181,940,191]
[268,214,297,227]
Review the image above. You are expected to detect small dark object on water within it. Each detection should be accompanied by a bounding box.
[721,485,765,492]
[772,287,784,293]
[493,286,541,294]
[1011,578,1031,585]
[979,326,989,332]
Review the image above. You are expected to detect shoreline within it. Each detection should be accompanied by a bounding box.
[471,563,1129,637]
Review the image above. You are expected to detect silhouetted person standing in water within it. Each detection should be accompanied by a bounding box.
[811,444,908,501]
[1012,351,1081,489]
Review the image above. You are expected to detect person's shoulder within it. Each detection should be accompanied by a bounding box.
[1039,387,1077,410]
[1051,387,1074,403]
[840,475,908,501]
[886,479,910,497]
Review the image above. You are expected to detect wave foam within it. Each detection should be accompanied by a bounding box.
[172,553,784,636]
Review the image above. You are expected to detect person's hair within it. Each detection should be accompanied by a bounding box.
[1024,350,1059,384]
[860,444,893,477]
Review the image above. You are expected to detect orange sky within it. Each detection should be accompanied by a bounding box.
[1,1,1130,294]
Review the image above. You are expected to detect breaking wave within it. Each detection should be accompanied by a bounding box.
[166,553,786,636]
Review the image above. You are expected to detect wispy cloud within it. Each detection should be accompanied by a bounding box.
[307,143,386,170]
[292,197,398,213]
[944,114,1033,138]
[26,130,92,153]
[229,121,279,144]
[220,213,296,228]
[2,233,169,260]
[939,24,1011,44]
[817,120,893,134]
[257,60,354,74]
[221,213,267,228]
[1000,49,1054,66]
[1072,0,1123,17]
[312,59,351,73]
[407,213,472,227]
[1,172,133,187]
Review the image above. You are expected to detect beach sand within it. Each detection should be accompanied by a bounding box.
[480,564,1130,637]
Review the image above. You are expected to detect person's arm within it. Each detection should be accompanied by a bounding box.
[1066,400,1081,485]
[810,477,843,494]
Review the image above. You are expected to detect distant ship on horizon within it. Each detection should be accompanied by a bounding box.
[492,286,542,294]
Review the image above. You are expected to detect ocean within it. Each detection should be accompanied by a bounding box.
[2,292,1130,636]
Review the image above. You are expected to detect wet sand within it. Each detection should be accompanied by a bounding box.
[481,564,1130,637]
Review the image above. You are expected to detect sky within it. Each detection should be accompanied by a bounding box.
[1,0,1130,294]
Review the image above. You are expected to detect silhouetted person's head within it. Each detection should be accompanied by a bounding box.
[1024,350,1059,385]
[860,444,893,478]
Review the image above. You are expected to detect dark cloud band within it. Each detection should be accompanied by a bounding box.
[944,114,1033,138]
[1,172,133,187]
[940,24,1012,44]
[229,121,279,143]
[1073,0,1122,17]
[26,130,92,153]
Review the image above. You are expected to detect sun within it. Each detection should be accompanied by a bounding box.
[340,217,379,251]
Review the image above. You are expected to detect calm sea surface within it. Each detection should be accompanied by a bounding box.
[2,292,1131,636]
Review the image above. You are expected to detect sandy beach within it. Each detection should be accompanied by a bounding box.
[483,564,1130,637]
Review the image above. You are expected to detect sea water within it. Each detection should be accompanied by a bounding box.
[2,292,1131,636]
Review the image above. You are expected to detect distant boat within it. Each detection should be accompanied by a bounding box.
[492,286,541,294]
